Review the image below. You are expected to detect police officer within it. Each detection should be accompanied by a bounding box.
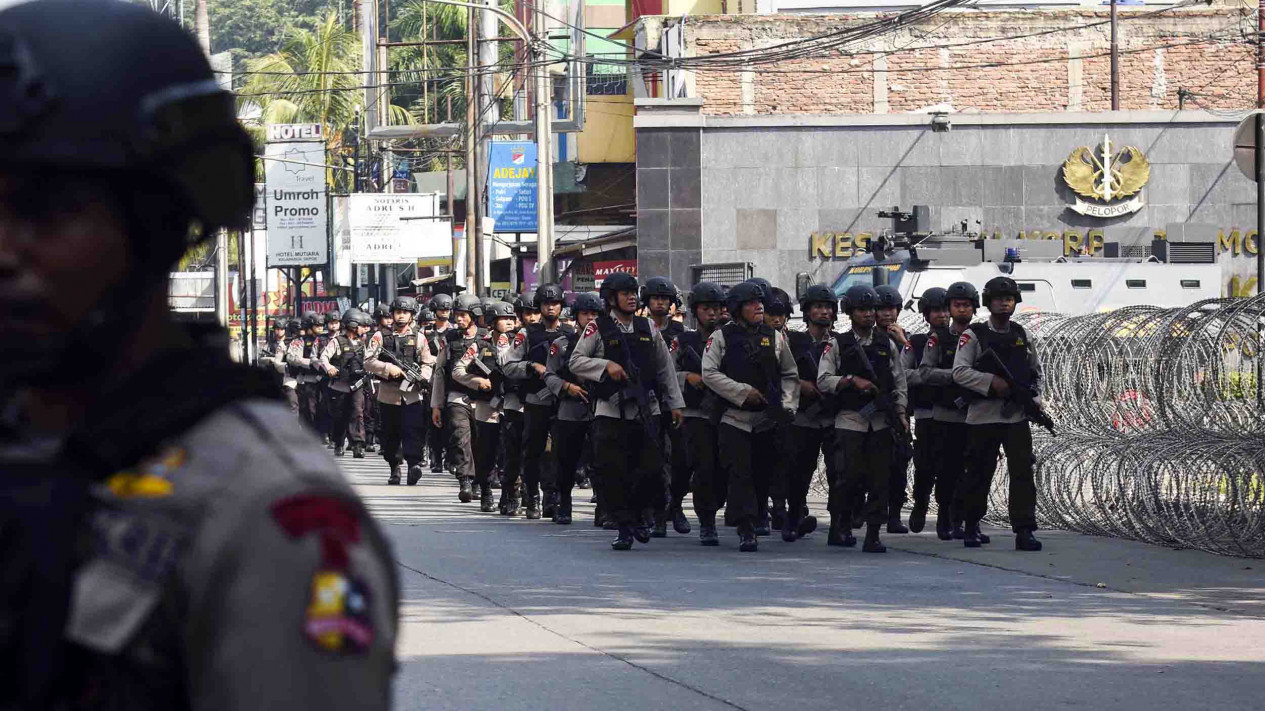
[430,294,488,502]
[903,287,948,534]
[762,286,796,533]
[262,318,300,413]
[545,292,602,525]
[489,299,526,515]
[919,281,979,540]
[365,296,436,485]
[504,283,571,519]
[875,284,911,533]
[569,272,686,550]
[423,295,452,471]
[450,299,506,507]
[817,284,909,553]
[642,276,690,536]
[672,282,727,545]
[702,281,800,552]
[321,308,374,458]
[314,310,342,447]
[288,312,325,430]
[430,292,454,332]
[0,3,397,706]
[952,276,1045,551]
[785,285,840,543]
[515,293,541,327]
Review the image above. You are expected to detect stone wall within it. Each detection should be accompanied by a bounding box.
[680,10,1253,116]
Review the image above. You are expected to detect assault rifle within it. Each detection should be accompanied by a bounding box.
[979,347,1056,435]
[377,348,428,394]
[848,336,913,458]
[468,351,505,409]
[678,341,724,426]
[737,335,793,426]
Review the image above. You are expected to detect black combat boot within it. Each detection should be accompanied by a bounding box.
[632,522,652,544]
[430,460,444,474]
[698,513,719,546]
[577,471,591,489]
[612,526,634,551]
[951,521,966,540]
[1015,527,1043,551]
[651,511,668,538]
[887,510,909,534]
[862,523,886,553]
[334,443,345,457]
[542,492,558,519]
[671,506,691,535]
[489,469,501,490]
[908,502,928,533]
[738,522,758,552]
[770,498,787,532]
[782,511,799,543]
[407,464,424,486]
[458,477,474,503]
[827,513,844,546]
[754,511,771,537]
[977,529,991,544]
[963,522,982,548]
[936,515,952,540]
[479,485,495,512]
[352,444,365,459]
[796,515,818,539]
[387,462,401,485]
[525,493,542,520]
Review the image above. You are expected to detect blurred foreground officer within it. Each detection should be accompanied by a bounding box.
[952,277,1045,551]
[569,272,685,550]
[0,3,397,708]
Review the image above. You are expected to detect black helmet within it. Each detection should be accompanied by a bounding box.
[841,285,879,313]
[271,317,288,331]
[390,296,418,313]
[982,276,1022,305]
[285,320,301,338]
[767,287,793,316]
[600,272,639,303]
[373,302,392,320]
[0,0,253,246]
[560,307,573,320]
[454,294,483,316]
[726,281,765,317]
[875,285,903,311]
[341,308,372,329]
[747,277,774,306]
[799,284,838,313]
[945,281,980,310]
[572,291,603,313]
[640,276,679,305]
[302,312,323,329]
[324,310,341,325]
[513,294,538,313]
[486,300,516,319]
[687,281,726,311]
[534,283,565,307]
[430,293,453,311]
[917,287,949,315]
[418,308,435,322]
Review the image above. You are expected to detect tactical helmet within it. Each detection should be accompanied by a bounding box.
[560,307,572,321]
[341,308,372,329]
[324,310,341,325]
[874,285,903,311]
[430,293,454,311]
[917,287,949,315]
[418,308,435,322]
[572,291,603,314]
[599,272,639,302]
[840,285,879,313]
[767,287,794,316]
[534,283,565,307]
[271,317,288,331]
[285,320,301,338]
[982,276,1022,305]
[0,0,254,247]
[390,296,418,313]
[799,284,838,314]
[747,277,774,306]
[726,281,765,318]
[513,294,538,313]
[302,312,323,329]
[640,276,679,306]
[486,300,516,319]
[687,281,726,311]
[945,281,980,310]
[454,293,483,316]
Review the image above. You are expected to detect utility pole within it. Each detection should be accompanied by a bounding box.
[534,0,554,284]
[1110,0,1119,111]
[477,0,499,294]
[465,4,479,293]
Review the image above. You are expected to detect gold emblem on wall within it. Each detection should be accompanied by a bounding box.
[1062,134,1150,218]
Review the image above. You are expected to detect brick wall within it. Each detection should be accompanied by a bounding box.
[683,10,1254,115]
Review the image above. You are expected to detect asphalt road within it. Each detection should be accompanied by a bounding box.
[338,456,1265,711]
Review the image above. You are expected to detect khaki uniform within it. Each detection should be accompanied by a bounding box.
[364,326,435,406]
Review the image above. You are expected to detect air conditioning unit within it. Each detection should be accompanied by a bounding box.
[1152,239,1216,264]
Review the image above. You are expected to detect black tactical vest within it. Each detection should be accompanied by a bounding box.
[908,332,933,410]
[589,315,657,401]
[785,330,817,382]
[968,322,1033,392]
[930,325,970,409]
[523,323,570,394]
[333,335,364,383]
[673,329,707,410]
[720,322,780,411]
[659,319,685,342]
[833,331,896,412]
[444,327,490,399]
[556,329,582,386]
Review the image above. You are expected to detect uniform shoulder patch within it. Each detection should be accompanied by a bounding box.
[926,334,938,349]
[669,337,679,353]
[497,333,510,347]
[582,321,598,339]
[550,341,560,356]
[958,331,973,348]
[822,340,832,355]
[463,344,478,360]
[514,331,527,347]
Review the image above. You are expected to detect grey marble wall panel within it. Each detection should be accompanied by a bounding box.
[736,208,778,250]
[638,168,669,210]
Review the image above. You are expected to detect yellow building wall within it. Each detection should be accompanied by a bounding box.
[577,92,636,164]
[666,0,723,15]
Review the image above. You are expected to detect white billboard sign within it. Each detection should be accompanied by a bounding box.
[267,123,324,142]
[349,193,450,264]
[264,141,328,267]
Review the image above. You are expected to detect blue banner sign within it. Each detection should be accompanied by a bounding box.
[487,141,538,233]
